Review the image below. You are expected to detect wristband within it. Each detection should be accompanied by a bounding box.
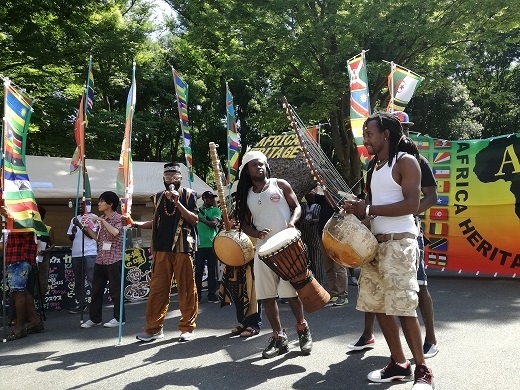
[365,205,371,217]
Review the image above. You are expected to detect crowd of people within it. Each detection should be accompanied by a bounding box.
[2,111,436,389]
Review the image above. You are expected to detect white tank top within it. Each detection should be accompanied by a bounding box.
[370,152,418,235]
[247,178,291,245]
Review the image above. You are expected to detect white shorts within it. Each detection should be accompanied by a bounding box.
[253,252,297,300]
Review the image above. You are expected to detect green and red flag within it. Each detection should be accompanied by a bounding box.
[2,80,47,235]
[387,62,424,112]
[226,83,241,185]
[116,62,136,215]
[172,68,194,183]
[348,51,371,138]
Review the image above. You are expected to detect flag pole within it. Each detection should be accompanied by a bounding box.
[1,78,8,342]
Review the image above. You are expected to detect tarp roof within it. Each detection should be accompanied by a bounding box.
[26,156,213,203]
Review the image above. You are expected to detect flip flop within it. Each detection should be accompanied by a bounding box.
[240,327,260,338]
[7,329,27,341]
[25,322,44,334]
[231,324,246,335]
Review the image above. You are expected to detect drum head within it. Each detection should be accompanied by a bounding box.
[258,227,300,257]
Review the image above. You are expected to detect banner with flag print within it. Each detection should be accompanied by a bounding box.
[386,62,424,112]
[173,68,194,183]
[116,62,136,215]
[2,81,47,235]
[348,52,370,138]
[70,95,85,174]
[226,83,240,185]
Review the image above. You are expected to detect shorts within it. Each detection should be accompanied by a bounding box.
[7,261,33,292]
[357,238,419,317]
[417,235,427,286]
[253,252,297,300]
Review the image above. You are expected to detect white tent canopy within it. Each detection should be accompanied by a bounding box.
[26,156,213,203]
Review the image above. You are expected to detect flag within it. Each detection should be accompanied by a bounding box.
[226,83,241,185]
[429,208,449,220]
[116,62,136,215]
[427,252,447,267]
[173,68,194,183]
[2,81,47,235]
[433,167,450,179]
[416,140,429,150]
[429,238,448,251]
[437,180,450,193]
[86,57,95,118]
[348,52,370,138]
[387,62,424,112]
[70,95,85,174]
[434,139,451,148]
[437,195,449,205]
[429,222,448,235]
[433,151,451,164]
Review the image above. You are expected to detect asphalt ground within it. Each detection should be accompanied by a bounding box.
[1,273,519,390]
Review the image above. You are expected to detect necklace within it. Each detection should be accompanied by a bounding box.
[376,158,389,169]
[254,181,269,204]
[163,197,177,217]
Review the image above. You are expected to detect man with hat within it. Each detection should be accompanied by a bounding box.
[133,162,199,342]
[195,190,221,303]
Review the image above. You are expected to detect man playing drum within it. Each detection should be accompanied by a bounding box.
[342,112,434,389]
[234,150,313,359]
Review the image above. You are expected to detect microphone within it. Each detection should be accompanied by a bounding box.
[169,184,175,192]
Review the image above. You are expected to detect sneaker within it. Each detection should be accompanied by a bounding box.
[333,296,348,306]
[367,357,413,383]
[179,331,194,342]
[207,295,219,303]
[347,335,376,350]
[68,305,87,314]
[103,318,126,328]
[349,276,359,286]
[262,332,289,359]
[297,326,313,355]
[328,296,338,304]
[136,329,164,342]
[412,364,434,389]
[423,342,439,358]
[80,320,102,328]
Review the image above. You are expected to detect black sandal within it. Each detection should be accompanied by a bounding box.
[25,322,44,334]
[231,324,246,335]
[240,327,260,338]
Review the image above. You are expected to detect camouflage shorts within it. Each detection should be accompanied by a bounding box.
[356,238,419,317]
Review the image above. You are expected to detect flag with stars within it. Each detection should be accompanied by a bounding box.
[348,51,371,138]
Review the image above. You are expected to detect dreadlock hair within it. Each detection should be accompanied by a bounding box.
[364,112,421,202]
[234,160,271,232]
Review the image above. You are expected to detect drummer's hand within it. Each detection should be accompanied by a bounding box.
[258,228,271,239]
[342,199,365,217]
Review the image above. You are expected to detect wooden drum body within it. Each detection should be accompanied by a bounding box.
[258,228,329,313]
[322,212,378,268]
[213,229,255,267]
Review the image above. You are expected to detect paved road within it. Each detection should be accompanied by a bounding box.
[1,274,519,390]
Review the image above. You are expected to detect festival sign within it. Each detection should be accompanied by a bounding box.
[410,133,519,276]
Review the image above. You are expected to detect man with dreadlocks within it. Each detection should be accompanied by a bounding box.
[234,150,312,359]
[342,112,434,389]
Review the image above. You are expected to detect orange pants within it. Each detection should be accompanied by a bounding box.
[144,251,198,333]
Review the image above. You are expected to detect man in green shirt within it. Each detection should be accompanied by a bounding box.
[195,191,222,302]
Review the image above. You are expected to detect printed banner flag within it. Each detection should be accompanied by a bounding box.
[70,95,85,174]
[2,81,47,235]
[116,62,136,215]
[226,83,240,185]
[387,62,424,112]
[173,68,194,183]
[348,52,371,138]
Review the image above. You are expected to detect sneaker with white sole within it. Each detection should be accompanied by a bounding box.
[80,320,102,328]
[423,342,439,358]
[367,357,413,383]
[136,329,164,342]
[178,331,194,342]
[348,335,375,350]
[103,318,125,328]
[333,295,348,306]
[412,364,434,389]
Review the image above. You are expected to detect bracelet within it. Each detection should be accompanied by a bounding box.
[365,205,371,217]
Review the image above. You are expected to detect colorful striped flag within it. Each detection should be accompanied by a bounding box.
[116,62,136,215]
[416,140,429,150]
[427,252,447,267]
[2,81,48,235]
[433,151,451,164]
[172,68,194,183]
[433,167,450,179]
[429,238,448,251]
[226,83,241,185]
[70,95,85,174]
[437,180,450,193]
[429,222,448,236]
[434,139,451,148]
[348,52,371,138]
[86,57,95,116]
[387,62,424,112]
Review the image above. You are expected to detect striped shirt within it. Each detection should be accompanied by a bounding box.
[95,212,124,265]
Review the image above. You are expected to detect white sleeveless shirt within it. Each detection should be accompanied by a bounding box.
[370,152,418,235]
[247,178,291,246]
